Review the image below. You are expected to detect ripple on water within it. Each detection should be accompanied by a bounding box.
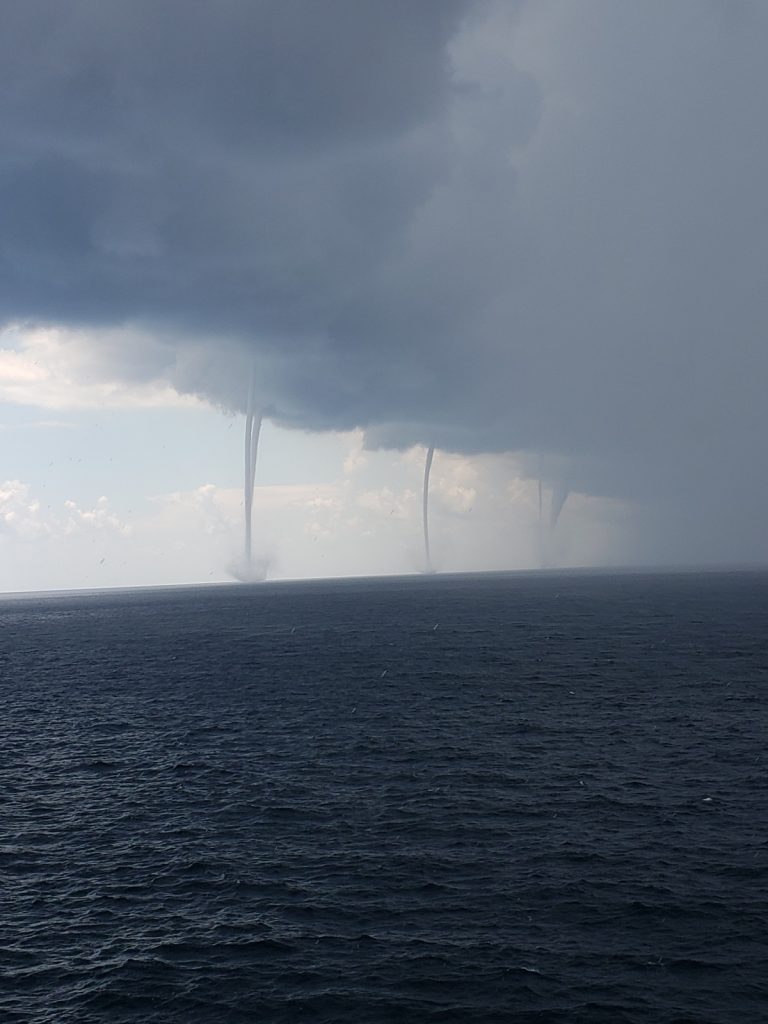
[1,571,767,1022]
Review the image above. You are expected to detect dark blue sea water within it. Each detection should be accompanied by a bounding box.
[1,570,767,1023]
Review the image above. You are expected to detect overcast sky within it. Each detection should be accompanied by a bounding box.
[2,0,767,591]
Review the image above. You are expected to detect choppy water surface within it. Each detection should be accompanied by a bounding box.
[2,570,767,1022]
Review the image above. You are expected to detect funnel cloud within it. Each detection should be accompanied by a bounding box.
[422,446,436,574]
[243,368,263,571]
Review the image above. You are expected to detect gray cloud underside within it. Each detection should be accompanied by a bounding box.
[2,0,768,556]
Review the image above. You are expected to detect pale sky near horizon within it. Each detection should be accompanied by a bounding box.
[0,319,756,592]
[0,327,632,592]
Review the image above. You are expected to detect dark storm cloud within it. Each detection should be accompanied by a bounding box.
[0,0,471,326]
[0,0,538,423]
[2,0,768,560]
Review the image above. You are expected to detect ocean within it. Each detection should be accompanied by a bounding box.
[1,569,766,1022]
